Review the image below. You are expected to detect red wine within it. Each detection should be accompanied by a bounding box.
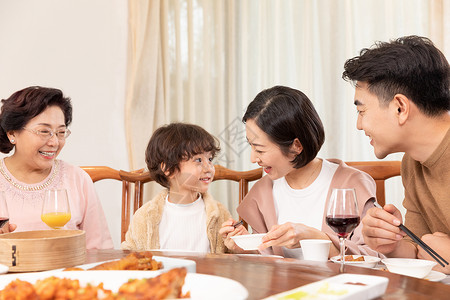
[0,217,9,228]
[326,215,360,238]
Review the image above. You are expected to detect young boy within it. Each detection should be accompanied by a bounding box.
[121,123,231,253]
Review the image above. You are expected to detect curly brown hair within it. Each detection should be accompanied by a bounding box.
[145,123,220,188]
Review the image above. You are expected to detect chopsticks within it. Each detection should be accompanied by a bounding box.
[373,202,449,267]
[232,220,244,228]
[398,224,448,267]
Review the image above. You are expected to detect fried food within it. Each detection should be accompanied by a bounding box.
[62,267,84,271]
[0,277,112,300]
[0,268,187,300]
[34,277,112,300]
[345,255,365,262]
[89,252,163,271]
[337,255,365,262]
[118,268,189,299]
[0,279,37,300]
[62,252,163,271]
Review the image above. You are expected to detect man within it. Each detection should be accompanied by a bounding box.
[342,35,450,274]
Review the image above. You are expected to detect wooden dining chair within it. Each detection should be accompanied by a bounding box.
[81,166,129,242]
[118,169,153,242]
[213,165,264,228]
[81,166,121,183]
[81,166,155,242]
[346,160,401,207]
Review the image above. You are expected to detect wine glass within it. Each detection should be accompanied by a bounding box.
[326,188,360,269]
[0,191,9,232]
[41,189,71,229]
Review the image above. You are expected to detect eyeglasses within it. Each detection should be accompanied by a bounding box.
[23,128,71,140]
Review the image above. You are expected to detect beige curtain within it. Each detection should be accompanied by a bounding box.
[125,1,167,170]
[125,0,450,218]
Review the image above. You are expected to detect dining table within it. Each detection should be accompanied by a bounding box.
[86,249,450,299]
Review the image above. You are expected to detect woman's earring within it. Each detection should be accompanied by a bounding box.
[10,139,15,144]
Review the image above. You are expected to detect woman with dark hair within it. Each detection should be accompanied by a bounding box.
[0,86,113,249]
[220,85,379,259]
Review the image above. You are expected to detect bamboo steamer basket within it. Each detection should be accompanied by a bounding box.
[0,230,86,272]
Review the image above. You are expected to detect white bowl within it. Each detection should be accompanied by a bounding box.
[0,264,8,274]
[231,234,265,250]
[331,255,381,268]
[381,258,437,278]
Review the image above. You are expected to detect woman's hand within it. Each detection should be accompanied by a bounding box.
[259,222,329,251]
[219,219,249,253]
[0,223,16,234]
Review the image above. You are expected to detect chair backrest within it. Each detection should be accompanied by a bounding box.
[213,165,264,228]
[81,166,127,242]
[81,166,121,182]
[81,166,154,242]
[118,169,153,242]
[346,161,401,207]
[81,161,401,242]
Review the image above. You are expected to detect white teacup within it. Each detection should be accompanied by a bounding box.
[300,239,331,262]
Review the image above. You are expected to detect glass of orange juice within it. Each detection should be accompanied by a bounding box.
[41,189,71,229]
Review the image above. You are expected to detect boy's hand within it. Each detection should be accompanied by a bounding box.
[219,219,248,253]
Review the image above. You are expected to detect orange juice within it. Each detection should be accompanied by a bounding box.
[41,212,71,229]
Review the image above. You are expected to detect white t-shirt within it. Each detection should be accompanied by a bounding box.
[273,159,338,259]
[158,195,211,253]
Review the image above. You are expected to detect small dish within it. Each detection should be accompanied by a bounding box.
[425,270,447,282]
[263,273,389,300]
[0,264,8,274]
[331,255,381,268]
[231,233,265,250]
[381,258,436,278]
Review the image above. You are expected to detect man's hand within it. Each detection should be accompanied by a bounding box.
[418,232,450,274]
[361,204,406,254]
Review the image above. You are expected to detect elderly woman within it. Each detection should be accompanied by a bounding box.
[0,86,113,249]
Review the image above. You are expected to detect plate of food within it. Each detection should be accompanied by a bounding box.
[263,273,388,300]
[0,268,248,300]
[330,255,381,268]
[48,251,196,273]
